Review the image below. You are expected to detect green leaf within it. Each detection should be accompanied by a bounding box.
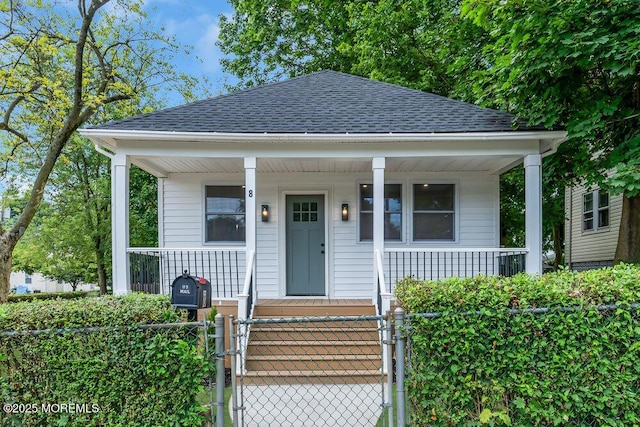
[479,408,493,423]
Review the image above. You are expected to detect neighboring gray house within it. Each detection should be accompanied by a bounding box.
[80,70,566,319]
[565,183,623,271]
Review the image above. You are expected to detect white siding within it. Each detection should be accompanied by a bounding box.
[161,171,499,298]
[9,271,96,293]
[565,184,622,267]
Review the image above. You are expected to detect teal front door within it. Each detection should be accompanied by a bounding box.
[286,195,326,296]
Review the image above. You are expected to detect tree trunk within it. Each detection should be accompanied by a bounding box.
[614,192,640,264]
[552,222,564,270]
[95,238,108,295]
[0,233,17,303]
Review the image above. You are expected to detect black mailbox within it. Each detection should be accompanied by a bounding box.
[171,271,212,310]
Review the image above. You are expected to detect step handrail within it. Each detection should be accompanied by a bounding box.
[237,249,256,321]
[375,249,393,316]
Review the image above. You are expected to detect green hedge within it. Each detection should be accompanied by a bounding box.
[0,294,207,427]
[396,265,640,426]
[7,291,92,304]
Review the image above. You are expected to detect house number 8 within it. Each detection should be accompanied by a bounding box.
[248,190,253,197]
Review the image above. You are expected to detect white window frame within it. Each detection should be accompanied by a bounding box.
[583,189,609,232]
[410,181,458,243]
[357,181,405,243]
[203,183,246,244]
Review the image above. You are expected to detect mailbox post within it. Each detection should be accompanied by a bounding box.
[171,271,212,320]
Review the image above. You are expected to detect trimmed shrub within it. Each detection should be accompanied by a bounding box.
[7,291,91,304]
[396,264,640,426]
[0,294,207,427]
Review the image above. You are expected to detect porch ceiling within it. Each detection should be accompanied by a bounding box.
[131,155,521,176]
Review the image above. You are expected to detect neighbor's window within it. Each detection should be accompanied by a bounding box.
[205,186,245,242]
[359,183,402,241]
[413,184,455,240]
[583,190,609,231]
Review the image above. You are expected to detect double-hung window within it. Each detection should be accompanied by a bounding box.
[413,184,455,240]
[205,185,245,242]
[359,183,402,241]
[583,190,609,231]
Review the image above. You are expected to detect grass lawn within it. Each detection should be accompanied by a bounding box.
[376,384,398,427]
[198,385,233,426]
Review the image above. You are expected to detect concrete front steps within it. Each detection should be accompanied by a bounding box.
[243,300,383,385]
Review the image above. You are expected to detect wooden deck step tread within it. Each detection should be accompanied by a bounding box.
[247,355,380,361]
[244,370,381,377]
[248,340,379,346]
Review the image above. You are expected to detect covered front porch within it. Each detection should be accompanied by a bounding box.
[110,148,544,321]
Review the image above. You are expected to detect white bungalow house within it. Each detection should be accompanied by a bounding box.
[80,70,566,319]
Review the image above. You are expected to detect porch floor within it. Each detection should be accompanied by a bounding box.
[257,299,372,307]
[254,299,375,317]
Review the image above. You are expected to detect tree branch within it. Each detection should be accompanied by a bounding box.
[0,0,15,41]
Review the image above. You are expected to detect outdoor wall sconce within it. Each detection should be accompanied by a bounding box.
[341,203,349,221]
[261,205,269,222]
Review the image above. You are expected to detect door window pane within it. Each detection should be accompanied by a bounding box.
[293,199,319,222]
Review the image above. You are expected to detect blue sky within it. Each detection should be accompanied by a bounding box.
[0,1,237,193]
[141,0,237,104]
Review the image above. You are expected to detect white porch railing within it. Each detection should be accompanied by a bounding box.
[127,247,246,298]
[383,248,528,294]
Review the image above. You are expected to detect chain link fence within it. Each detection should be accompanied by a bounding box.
[0,321,218,427]
[232,315,390,427]
[4,303,636,426]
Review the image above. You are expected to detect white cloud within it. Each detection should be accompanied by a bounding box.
[195,20,223,73]
[161,11,229,74]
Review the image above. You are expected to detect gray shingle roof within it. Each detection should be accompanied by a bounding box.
[93,70,537,133]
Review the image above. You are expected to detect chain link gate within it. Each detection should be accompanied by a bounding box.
[227,314,394,427]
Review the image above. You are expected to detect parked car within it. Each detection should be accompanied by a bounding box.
[10,285,31,294]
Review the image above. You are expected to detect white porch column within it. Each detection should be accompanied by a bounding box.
[372,158,385,300]
[524,154,543,275]
[244,157,257,307]
[244,157,257,258]
[112,153,130,295]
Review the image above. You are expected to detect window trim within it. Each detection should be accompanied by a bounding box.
[582,189,610,233]
[409,180,459,243]
[357,181,405,243]
[203,183,247,245]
